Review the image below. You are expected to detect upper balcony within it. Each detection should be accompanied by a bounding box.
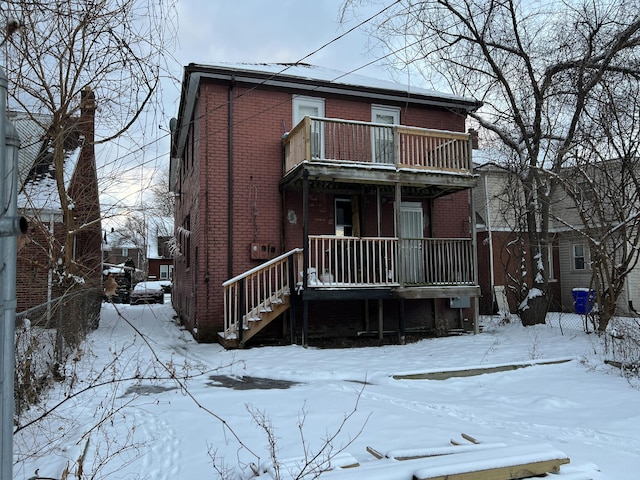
[282,116,476,191]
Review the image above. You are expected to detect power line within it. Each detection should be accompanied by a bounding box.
[90,0,407,188]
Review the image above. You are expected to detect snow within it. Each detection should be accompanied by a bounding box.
[12,302,640,479]
[195,62,478,106]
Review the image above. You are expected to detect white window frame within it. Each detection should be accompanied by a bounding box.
[160,264,173,280]
[121,247,128,257]
[547,243,556,281]
[572,243,588,271]
[293,96,325,159]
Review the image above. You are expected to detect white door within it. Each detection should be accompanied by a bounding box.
[399,202,425,283]
[372,105,399,164]
[293,96,325,159]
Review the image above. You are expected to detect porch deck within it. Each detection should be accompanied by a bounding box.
[221,236,479,347]
[282,116,475,191]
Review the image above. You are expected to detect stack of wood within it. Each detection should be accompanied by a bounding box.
[251,433,595,480]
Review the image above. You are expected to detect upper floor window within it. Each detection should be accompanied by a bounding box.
[573,243,588,270]
[121,247,128,257]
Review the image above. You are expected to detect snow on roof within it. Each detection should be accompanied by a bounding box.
[189,62,480,107]
[146,215,174,259]
[10,111,51,186]
[12,111,83,212]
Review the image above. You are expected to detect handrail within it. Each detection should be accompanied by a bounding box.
[283,116,471,173]
[222,248,303,287]
[307,235,475,287]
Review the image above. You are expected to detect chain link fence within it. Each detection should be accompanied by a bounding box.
[14,287,102,415]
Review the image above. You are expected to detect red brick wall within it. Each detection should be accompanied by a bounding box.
[432,191,471,237]
[173,78,473,341]
[17,217,66,313]
[476,230,562,315]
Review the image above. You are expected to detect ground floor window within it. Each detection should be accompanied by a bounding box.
[160,264,173,280]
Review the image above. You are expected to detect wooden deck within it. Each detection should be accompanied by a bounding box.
[220,236,479,346]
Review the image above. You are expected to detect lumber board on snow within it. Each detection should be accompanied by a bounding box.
[412,458,569,480]
[411,443,570,480]
[320,443,570,480]
[382,442,507,460]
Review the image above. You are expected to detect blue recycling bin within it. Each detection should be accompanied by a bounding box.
[572,288,595,314]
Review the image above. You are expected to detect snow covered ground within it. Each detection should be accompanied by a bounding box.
[13,300,640,479]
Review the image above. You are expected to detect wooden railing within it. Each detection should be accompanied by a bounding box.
[222,248,302,340]
[308,236,399,286]
[419,238,476,285]
[306,236,475,288]
[283,117,471,174]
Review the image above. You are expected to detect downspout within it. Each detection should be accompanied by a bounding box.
[227,76,235,280]
[484,174,495,311]
[470,142,479,334]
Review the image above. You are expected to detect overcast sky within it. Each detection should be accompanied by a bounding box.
[165,1,402,111]
[107,1,406,217]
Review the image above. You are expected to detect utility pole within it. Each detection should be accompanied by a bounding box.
[1,66,27,480]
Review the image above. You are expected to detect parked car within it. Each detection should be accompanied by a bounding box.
[130,281,165,305]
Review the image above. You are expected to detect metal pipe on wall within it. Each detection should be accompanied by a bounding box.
[1,66,24,480]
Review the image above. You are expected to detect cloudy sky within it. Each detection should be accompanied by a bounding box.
[165,0,405,111]
[108,1,411,217]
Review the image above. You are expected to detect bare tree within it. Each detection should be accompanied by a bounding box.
[352,0,640,324]
[554,76,640,332]
[148,167,175,217]
[3,0,177,281]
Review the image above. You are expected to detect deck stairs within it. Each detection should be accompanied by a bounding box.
[219,248,302,348]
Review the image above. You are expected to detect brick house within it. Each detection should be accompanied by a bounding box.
[102,215,173,282]
[14,88,102,315]
[170,63,482,346]
[146,216,174,282]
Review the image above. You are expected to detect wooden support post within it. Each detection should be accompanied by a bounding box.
[364,299,370,332]
[302,170,309,347]
[395,182,403,287]
[303,300,309,348]
[398,298,405,344]
[288,253,297,344]
[378,298,384,341]
[237,278,245,345]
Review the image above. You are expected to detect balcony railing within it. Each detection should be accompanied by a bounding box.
[283,116,472,175]
[306,235,475,288]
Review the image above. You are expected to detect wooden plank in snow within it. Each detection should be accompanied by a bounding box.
[384,442,507,461]
[411,443,570,480]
